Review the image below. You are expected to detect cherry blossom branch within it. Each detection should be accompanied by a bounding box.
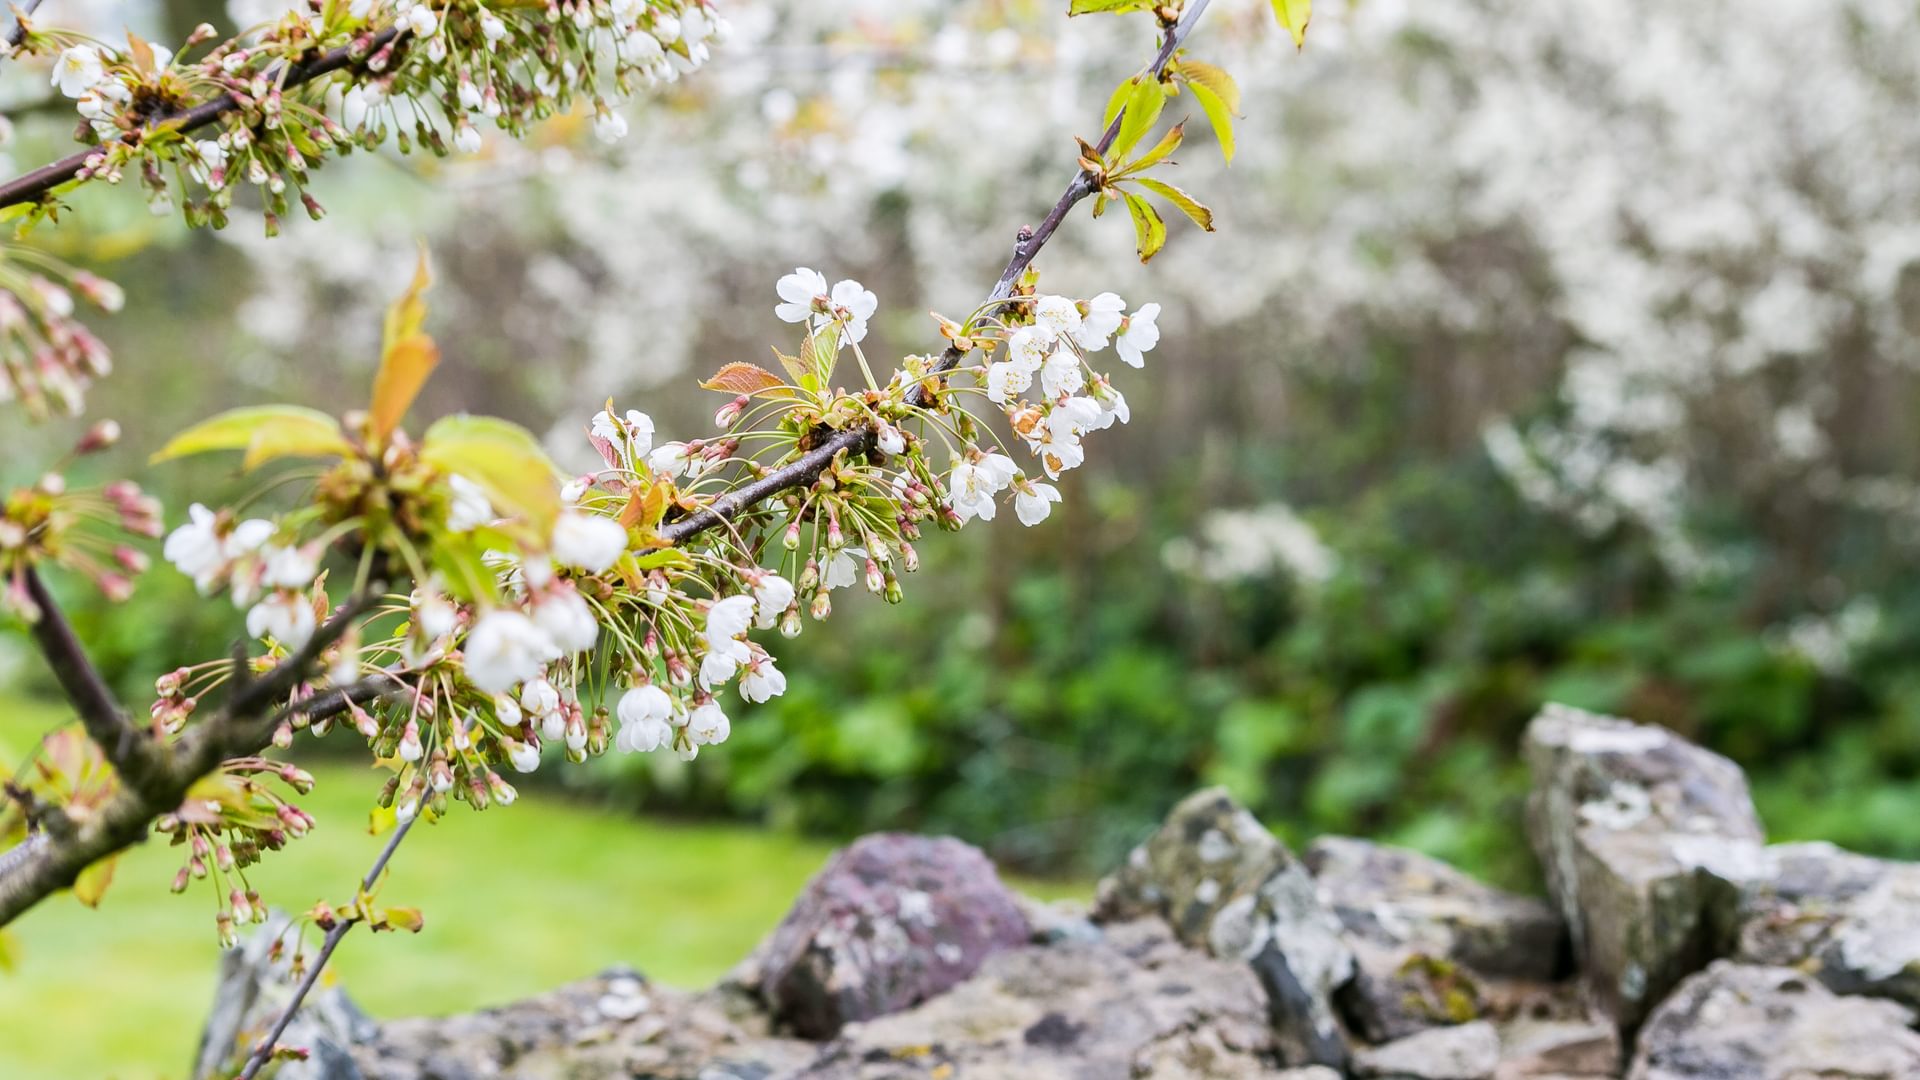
[0,27,401,211]
[660,0,1211,543]
[234,810,418,1080]
[1,0,48,67]
[0,587,387,927]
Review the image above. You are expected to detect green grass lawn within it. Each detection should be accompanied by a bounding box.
[0,696,1086,1079]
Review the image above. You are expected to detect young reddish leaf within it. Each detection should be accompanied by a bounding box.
[1271,0,1311,48]
[381,247,433,356]
[369,335,441,446]
[700,361,785,395]
[1133,177,1216,231]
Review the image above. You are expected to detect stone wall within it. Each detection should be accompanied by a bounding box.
[197,705,1920,1079]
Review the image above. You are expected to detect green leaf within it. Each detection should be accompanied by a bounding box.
[1272,0,1311,48]
[1068,0,1158,13]
[419,415,562,535]
[1103,79,1132,131]
[73,855,117,908]
[1123,119,1187,175]
[430,534,500,605]
[1189,82,1238,165]
[1179,60,1242,114]
[1111,77,1167,162]
[1133,177,1216,231]
[1122,192,1168,263]
[151,406,354,468]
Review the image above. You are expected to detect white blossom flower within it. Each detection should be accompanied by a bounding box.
[1034,295,1083,341]
[551,510,627,572]
[775,267,829,323]
[707,593,756,640]
[876,422,905,456]
[1040,347,1084,399]
[739,652,786,703]
[478,9,507,42]
[532,586,599,653]
[52,46,104,98]
[986,361,1033,405]
[494,694,523,727]
[830,278,878,343]
[1076,292,1126,349]
[413,589,458,642]
[464,610,557,693]
[651,12,681,42]
[622,29,665,65]
[520,677,562,720]
[647,441,691,478]
[453,121,483,155]
[1015,481,1062,526]
[753,573,796,629]
[949,452,1017,524]
[447,474,493,531]
[1090,377,1130,429]
[1114,303,1161,367]
[403,2,438,36]
[261,544,318,589]
[824,546,864,590]
[246,591,316,650]
[594,110,629,144]
[1007,328,1050,371]
[185,139,227,187]
[687,700,730,745]
[616,683,676,753]
[164,504,226,590]
[507,739,542,773]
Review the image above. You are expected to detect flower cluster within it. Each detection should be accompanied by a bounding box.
[154,755,318,945]
[28,0,724,233]
[0,422,162,622]
[164,503,324,651]
[0,246,122,420]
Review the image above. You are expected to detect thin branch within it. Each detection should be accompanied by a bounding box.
[661,0,1213,545]
[19,568,164,791]
[1,0,47,68]
[0,28,401,211]
[234,811,417,1080]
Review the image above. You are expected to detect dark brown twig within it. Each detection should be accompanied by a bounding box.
[1,0,47,66]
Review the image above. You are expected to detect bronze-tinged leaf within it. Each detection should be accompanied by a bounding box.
[369,334,441,445]
[699,361,785,395]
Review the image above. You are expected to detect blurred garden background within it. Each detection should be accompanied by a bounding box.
[7,0,1920,1075]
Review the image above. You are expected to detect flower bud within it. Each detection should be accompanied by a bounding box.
[783,520,802,550]
[74,419,120,453]
[810,589,832,621]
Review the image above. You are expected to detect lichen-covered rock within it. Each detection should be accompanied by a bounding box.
[1353,1020,1501,1079]
[797,918,1280,1079]
[1735,842,1920,1010]
[1306,836,1567,1041]
[1523,704,1765,1029]
[1627,960,1920,1080]
[193,913,377,1080]
[1493,1016,1618,1079]
[745,833,1030,1039]
[1096,787,1355,1069]
[348,969,816,1080]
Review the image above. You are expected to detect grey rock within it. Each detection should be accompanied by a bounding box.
[749,833,1030,1039]
[350,970,816,1080]
[1523,704,1766,1029]
[1735,842,1920,1010]
[193,913,377,1080]
[1096,787,1355,1069]
[1627,960,1920,1080]
[1493,1016,1618,1079]
[797,918,1282,1079]
[1354,1020,1501,1079]
[1307,836,1567,1041]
